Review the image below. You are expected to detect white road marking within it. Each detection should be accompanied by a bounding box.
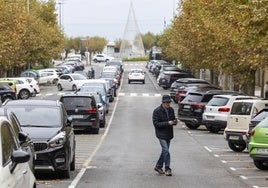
[204,146,212,152]
[240,176,248,180]
[230,167,236,171]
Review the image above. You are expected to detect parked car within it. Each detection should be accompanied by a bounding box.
[0,78,35,99]
[60,92,100,134]
[79,84,109,114]
[0,82,17,103]
[170,78,211,102]
[178,90,243,130]
[57,73,89,91]
[174,83,221,103]
[203,95,256,133]
[89,92,106,128]
[157,71,195,89]
[24,77,40,96]
[1,99,76,178]
[0,116,36,188]
[0,109,35,173]
[39,71,59,85]
[249,116,268,170]
[74,71,90,79]
[104,59,124,73]
[93,54,114,63]
[224,99,268,152]
[128,68,145,84]
[20,70,40,82]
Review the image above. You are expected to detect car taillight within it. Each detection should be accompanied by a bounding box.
[249,129,255,136]
[178,90,187,94]
[86,108,97,113]
[191,103,205,109]
[218,107,230,112]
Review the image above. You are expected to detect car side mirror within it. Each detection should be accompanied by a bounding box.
[18,132,28,145]
[66,116,73,127]
[10,150,30,173]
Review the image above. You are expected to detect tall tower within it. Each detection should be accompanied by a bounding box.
[120,1,145,58]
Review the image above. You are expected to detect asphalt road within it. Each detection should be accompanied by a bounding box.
[35,61,268,188]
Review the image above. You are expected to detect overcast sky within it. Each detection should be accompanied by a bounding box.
[59,0,176,42]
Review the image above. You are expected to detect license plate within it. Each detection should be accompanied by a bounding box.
[183,105,190,109]
[229,135,239,140]
[256,148,268,154]
[206,115,214,119]
[72,115,83,119]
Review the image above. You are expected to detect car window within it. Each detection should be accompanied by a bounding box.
[252,110,268,122]
[183,93,203,102]
[1,122,18,166]
[61,97,94,108]
[207,97,229,106]
[231,102,253,115]
[7,107,61,127]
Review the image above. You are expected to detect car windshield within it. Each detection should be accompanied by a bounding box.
[7,107,61,127]
[80,87,105,95]
[72,74,87,80]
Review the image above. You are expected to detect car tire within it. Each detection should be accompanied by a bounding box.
[228,141,246,152]
[205,124,221,133]
[70,153,75,171]
[92,128,99,134]
[128,80,131,84]
[2,96,13,103]
[253,160,268,170]
[57,84,63,91]
[53,78,58,85]
[72,85,77,91]
[100,116,106,128]
[61,164,70,179]
[19,89,30,99]
[143,80,145,84]
[185,123,200,130]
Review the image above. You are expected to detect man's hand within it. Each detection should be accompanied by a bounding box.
[168,120,177,126]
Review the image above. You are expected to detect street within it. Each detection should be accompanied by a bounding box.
[35,62,268,188]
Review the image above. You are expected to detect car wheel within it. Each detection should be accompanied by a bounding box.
[2,96,13,103]
[143,80,145,84]
[53,78,58,85]
[100,116,106,128]
[70,153,75,171]
[185,123,200,130]
[19,89,30,99]
[205,124,221,133]
[92,128,99,134]
[72,85,77,91]
[254,160,268,170]
[61,164,70,179]
[57,84,63,91]
[128,80,131,84]
[228,142,246,152]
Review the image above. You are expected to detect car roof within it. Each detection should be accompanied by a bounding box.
[3,99,59,106]
[61,92,94,98]
[163,71,189,75]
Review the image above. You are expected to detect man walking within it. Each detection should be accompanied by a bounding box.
[152,95,177,176]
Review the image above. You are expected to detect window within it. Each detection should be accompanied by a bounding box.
[1,122,18,166]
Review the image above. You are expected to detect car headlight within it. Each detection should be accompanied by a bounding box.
[48,132,66,148]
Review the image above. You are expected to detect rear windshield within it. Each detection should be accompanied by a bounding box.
[61,97,94,108]
[207,97,229,106]
[231,102,253,115]
[183,93,203,102]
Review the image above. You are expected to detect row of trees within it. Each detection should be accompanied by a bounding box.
[158,0,268,95]
[0,0,64,77]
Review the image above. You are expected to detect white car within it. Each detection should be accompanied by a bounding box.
[203,95,257,133]
[38,71,59,85]
[224,99,268,152]
[57,73,90,91]
[128,68,145,84]
[0,116,36,188]
[92,54,114,63]
[24,77,40,96]
[1,78,35,99]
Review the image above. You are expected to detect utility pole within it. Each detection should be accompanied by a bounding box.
[58,1,62,29]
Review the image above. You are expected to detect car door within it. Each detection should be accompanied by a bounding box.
[0,121,29,188]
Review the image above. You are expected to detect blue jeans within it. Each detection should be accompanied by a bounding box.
[156,139,171,171]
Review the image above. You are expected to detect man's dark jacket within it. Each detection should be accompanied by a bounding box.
[152,105,175,140]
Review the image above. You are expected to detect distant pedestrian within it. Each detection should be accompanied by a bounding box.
[152,95,177,176]
[264,81,268,98]
[88,67,95,79]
